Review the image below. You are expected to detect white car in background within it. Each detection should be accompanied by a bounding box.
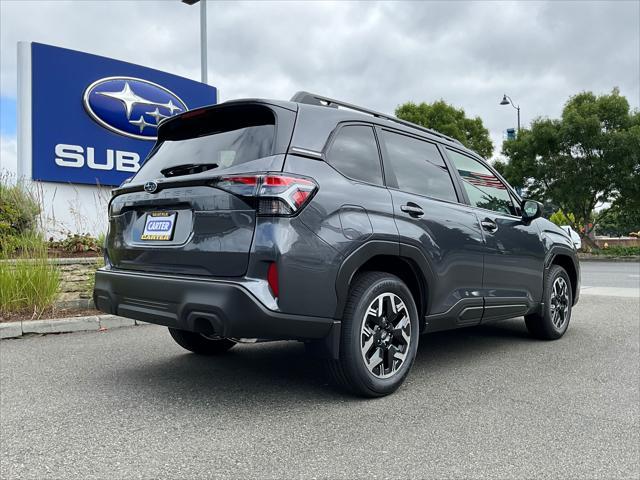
[561,226,582,250]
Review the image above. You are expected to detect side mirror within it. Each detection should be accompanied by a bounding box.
[522,199,543,221]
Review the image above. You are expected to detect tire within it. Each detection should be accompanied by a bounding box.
[168,328,237,355]
[525,265,573,340]
[327,271,420,397]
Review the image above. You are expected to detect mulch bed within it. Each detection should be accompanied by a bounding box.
[1,307,103,323]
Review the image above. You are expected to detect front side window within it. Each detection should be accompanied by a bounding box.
[381,130,458,202]
[447,149,517,215]
[326,125,383,185]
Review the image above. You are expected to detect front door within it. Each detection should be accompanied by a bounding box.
[445,148,545,320]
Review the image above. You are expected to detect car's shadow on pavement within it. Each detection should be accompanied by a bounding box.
[107,318,535,404]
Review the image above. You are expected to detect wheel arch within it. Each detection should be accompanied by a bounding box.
[546,249,579,305]
[334,241,435,328]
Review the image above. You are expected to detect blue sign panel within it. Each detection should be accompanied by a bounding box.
[31,43,217,186]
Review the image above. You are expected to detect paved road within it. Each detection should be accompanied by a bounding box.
[580,261,639,299]
[580,260,640,288]
[1,264,639,479]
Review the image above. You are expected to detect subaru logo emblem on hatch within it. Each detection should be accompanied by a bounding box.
[83,76,188,141]
[144,181,158,193]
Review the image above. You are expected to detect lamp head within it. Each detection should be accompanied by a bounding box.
[500,95,510,106]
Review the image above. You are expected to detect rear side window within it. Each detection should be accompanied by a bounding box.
[446,149,518,215]
[135,105,276,181]
[381,130,458,202]
[326,125,383,185]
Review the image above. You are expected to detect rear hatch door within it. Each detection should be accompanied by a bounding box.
[106,101,296,276]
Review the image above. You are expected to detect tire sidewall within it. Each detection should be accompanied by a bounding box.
[342,275,419,396]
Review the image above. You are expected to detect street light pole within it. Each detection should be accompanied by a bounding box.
[500,94,520,132]
[182,0,208,84]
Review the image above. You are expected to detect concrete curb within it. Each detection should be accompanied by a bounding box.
[0,315,147,340]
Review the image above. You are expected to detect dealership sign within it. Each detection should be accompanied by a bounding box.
[24,42,217,186]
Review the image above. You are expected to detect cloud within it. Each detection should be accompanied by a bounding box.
[0,134,17,179]
[1,0,638,159]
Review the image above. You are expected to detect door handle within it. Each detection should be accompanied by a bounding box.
[401,204,424,217]
[481,218,498,232]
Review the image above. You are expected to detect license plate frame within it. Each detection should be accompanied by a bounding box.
[141,211,177,241]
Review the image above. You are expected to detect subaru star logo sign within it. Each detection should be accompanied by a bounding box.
[83,76,188,141]
[144,181,158,193]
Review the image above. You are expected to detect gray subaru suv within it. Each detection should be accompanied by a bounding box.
[94,92,580,397]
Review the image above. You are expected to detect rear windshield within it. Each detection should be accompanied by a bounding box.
[133,104,276,181]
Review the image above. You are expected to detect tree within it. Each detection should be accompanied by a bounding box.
[596,204,640,237]
[498,88,640,249]
[395,100,494,158]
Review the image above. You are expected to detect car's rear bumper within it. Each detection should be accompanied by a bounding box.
[93,268,336,340]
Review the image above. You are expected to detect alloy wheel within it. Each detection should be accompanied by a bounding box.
[550,277,570,329]
[360,292,411,379]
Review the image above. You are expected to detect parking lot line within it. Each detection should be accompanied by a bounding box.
[580,286,640,298]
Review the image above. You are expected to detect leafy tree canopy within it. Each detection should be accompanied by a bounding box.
[498,88,640,245]
[395,100,494,158]
[596,204,640,237]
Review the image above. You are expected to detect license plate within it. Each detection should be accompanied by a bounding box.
[141,212,177,241]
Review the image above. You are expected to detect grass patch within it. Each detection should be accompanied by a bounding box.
[0,241,60,320]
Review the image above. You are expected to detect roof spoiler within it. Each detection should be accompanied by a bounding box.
[290,91,463,146]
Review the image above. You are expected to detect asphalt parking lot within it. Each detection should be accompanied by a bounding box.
[1,262,639,479]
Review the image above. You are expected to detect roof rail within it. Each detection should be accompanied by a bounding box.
[290,91,464,146]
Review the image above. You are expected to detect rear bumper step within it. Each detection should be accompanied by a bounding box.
[93,268,335,340]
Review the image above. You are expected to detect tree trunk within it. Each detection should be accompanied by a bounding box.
[580,233,599,251]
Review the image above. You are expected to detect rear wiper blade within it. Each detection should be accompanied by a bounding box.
[161,163,218,178]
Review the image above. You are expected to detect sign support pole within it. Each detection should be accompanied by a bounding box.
[16,42,32,182]
[200,0,208,84]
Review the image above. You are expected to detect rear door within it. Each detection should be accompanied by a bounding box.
[106,102,296,276]
[379,128,486,327]
[445,148,545,318]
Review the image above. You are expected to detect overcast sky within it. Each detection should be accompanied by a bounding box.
[1,0,639,171]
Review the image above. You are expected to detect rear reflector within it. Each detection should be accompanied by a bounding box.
[212,173,317,216]
[267,262,279,298]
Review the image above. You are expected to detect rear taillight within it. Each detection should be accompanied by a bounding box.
[212,174,317,216]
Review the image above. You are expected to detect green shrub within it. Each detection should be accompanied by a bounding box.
[0,179,41,254]
[549,209,576,227]
[0,243,60,319]
[590,246,640,256]
[49,233,102,253]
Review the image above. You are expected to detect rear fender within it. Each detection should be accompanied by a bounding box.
[334,240,436,321]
